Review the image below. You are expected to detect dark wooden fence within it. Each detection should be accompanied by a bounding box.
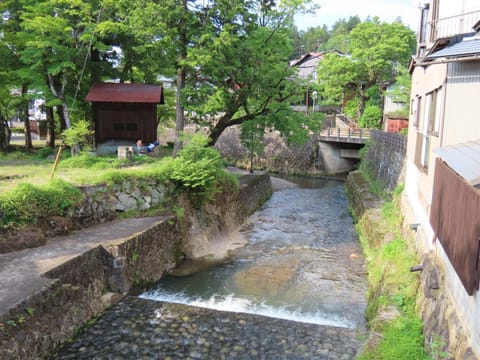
[430,158,480,296]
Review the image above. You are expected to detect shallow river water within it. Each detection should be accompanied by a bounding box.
[53,177,368,359]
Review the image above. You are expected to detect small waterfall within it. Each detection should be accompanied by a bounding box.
[142,177,367,330]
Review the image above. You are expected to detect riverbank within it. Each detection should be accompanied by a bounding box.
[50,174,367,359]
[346,171,428,359]
[0,173,272,360]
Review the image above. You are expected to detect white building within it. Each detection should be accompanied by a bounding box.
[406,0,480,358]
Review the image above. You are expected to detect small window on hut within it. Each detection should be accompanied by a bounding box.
[113,123,125,131]
[126,123,138,131]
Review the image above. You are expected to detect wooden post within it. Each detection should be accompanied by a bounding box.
[50,145,63,181]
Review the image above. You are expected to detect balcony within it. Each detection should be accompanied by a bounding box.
[431,9,480,40]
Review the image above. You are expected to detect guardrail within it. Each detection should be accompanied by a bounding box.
[432,9,480,40]
[319,127,370,143]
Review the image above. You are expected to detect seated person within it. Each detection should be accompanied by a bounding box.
[146,140,159,153]
[135,139,146,154]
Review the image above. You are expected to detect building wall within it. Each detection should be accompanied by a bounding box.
[406,62,446,221]
[407,12,480,358]
[443,61,480,145]
[94,102,158,144]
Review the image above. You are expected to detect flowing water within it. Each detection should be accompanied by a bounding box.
[141,177,367,330]
[52,177,368,359]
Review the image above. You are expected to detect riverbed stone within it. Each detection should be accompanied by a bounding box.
[52,297,365,360]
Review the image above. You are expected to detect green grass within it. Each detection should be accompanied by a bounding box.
[356,186,429,360]
[0,147,164,193]
[0,137,239,228]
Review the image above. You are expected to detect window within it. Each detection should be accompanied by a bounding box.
[419,4,430,44]
[415,87,442,171]
[433,88,442,135]
[113,123,125,131]
[420,94,431,169]
[126,123,138,131]
[411,95,421,129]
[426,87,442,136]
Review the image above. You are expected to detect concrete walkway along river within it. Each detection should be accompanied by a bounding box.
[52,177,368,359]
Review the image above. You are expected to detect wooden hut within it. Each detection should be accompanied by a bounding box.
[85,82,164,145]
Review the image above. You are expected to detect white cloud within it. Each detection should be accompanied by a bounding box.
[295,0,421,31]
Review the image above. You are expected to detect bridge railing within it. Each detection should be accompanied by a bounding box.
[319,127,370,143]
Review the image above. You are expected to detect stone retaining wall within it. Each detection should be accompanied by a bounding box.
[72,180,175,228]
[0,173,272,360]
[215,127,319,175]
[362,130,407,194]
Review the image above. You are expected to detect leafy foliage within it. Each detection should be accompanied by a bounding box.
[387,65,412,115]
[61,120,93,154]
[164,135,238,203]
[359,105,382,128]
[0,180,83,227]
[240,120,266,173]
[344,98,361,120]
[317,18,416,126]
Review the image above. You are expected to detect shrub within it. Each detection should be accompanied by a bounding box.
[61,120,93,154]
[165,135,238,204]
[0,180,83,227]
[344,97,361,120]
[359,105,382,128]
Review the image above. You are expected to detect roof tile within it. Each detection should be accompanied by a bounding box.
[85,82,164,103]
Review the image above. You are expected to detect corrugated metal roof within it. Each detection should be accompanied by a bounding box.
[434,140,480,186]
[427,37,480,59]
[85,82,164,103]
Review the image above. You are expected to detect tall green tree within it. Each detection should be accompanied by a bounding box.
[183,0,320,145]
[19,0,102,130]
[317,17,415,127]
[240,119,265,173]
[0,0,39,149]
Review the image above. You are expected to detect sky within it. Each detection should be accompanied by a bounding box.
[294,0,422,31]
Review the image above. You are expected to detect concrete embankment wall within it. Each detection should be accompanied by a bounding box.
[0,173,272,360]
[348,131,477,359]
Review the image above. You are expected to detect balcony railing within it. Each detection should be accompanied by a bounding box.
[431,9,480,40]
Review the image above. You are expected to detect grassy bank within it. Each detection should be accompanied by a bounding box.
[355,185,430,360]
[0,136,238,229]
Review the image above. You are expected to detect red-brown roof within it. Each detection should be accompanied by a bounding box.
[85,82,164,104]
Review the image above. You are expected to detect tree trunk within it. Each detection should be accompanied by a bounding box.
[46,106,56,148]
[57,105,67,131]
[0,114,11,150]
[21,84,33,150]
[172,66,185,157]
[47,73,71,128]
[208,117,230,146]
[172,0,188,158]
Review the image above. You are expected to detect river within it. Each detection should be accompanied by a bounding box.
[52,176,368,359]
